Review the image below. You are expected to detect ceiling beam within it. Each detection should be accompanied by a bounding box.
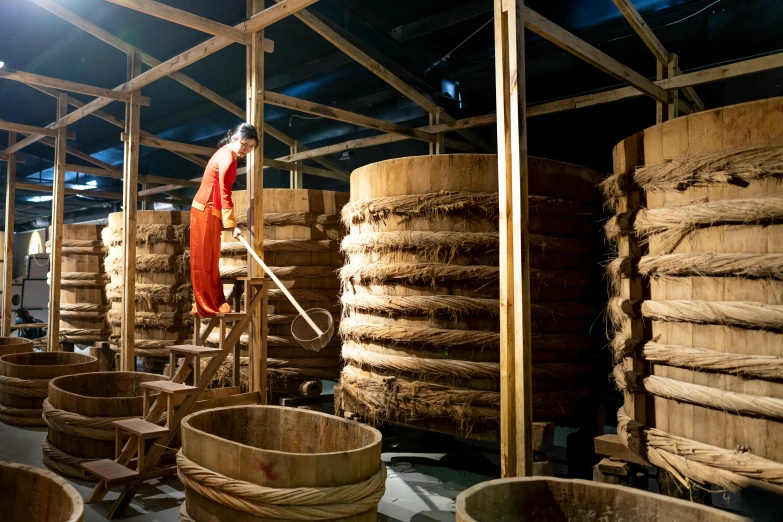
[389,1,492,42]
[0,154,26,163]
[125,133,214,156]
[264,90,436,143]
[104,0,253,45]
[611,0,706,111]
[16,182,122,199]
[523,7,669,105]
[276,0,491,151]
[7,0,315,156]
[0,69,149,104]
[64,163,202,188]
[0,121,59,137]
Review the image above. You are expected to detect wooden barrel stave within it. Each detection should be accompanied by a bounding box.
[0,461,84,522]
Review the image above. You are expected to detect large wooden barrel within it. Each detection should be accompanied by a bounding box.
[178,405,384,521]
[456,477,745,521]
[0,461,84,522]
[48,224,110,345]
[0,337,34,356]
[43,371,166,479]
[104,211,192,366]
[0,352,97,427]
[336,155,603,439]
[217,189,347,388]
[605,98,783,494]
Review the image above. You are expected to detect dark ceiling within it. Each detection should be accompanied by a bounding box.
[1,0,782,230]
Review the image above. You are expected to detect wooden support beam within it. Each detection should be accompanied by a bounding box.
[668,54,680,120]
[264,91,436,143]
[63,164,202,188]
[429,107,446,155]
[0,154,25,163]
[120,51,142,372]
[278,113,497,163]
[523,7,668,104]
[612,0,705,112]
[105,0,253,44]
[289,140,303,188]
[494,0,533,477]
[260,158,347,180]
[247,0,267,399]
[47,93,68,352]
[275,0,491,151]
[2,132,16,337]
[0,69,149,104]
[124,133,214,157]
[0,120,59,137]
[528,51,783,117]
[7,0,313,156]
[16,182,122,200]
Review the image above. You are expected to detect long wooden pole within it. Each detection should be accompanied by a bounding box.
[494,0,533,477]
[120,50,142,371]
[47,94,68,352]
[2,132,16,336]
[247,0,267,399]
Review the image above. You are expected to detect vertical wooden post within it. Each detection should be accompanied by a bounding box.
[655,60,669,124]
[120,50,142,371]
[247,0,267,399]
[47,94,68,352]
[2,132,16,337]
[494,0,533,477]
[290,140,303,188]
[667,53,680,120]
[428,107,446,155]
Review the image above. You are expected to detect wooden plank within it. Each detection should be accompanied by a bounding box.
[290,140,303,188]
[0,153,25,163]
[105,0,252,44]
[8,0,312,157]
[125,133,214,156]
[611,0,667,64]
[120,51,142,372]
[0,69,148,104]
[264,90,436,143]
[594,434,649,466]
[528,51,783,117]
[656,59,668,124]
[47,94,68,352]
[16,182,122,199]
[260,158,347,180]
[63,163,202,188]
[247,0,266,398]
[668,53,680,120]
[1,132,16,336]
[278,113,497,163]
[523,7,668,104]
[0,121,59,137]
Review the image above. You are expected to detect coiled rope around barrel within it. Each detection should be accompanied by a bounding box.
[42,399,130,441]
[42,439,97,480]
[0,374,50,397]
[176,450,386,520]
[0,403,46,426]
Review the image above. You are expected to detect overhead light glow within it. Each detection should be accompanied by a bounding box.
[0,62,4,69]
[70,180,98,191]
[27,195,53,203]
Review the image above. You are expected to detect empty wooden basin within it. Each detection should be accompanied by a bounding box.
[0,336,34,356]
[179,405,385,521]
[0,351,97,427]
[456,477,748,522]
[0,461,84,521]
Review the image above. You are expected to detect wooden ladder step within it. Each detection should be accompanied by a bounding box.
[112,418,169,439]
[141,380,197,395]
[215,312,247,322]
[220,276,265,284]
[166,344,222,356]
[81,460,139,484]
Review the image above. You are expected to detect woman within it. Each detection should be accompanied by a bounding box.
[191,123,258,317]
[15,308,45,340]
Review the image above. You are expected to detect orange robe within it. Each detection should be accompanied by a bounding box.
[190,145,237,317]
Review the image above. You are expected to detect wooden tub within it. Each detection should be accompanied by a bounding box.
[455,477,747,522]
[0,336,34,356]
[179,405,384,521]
[0,461,84,521]
[43,371,166,479]
[0,352,97,426]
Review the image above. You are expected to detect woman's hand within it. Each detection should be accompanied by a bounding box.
[232,227,242,239]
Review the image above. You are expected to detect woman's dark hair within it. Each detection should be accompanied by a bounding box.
[218,123,259,147]
[16,308,34,323]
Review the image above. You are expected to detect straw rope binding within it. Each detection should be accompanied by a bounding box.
[0,375,49,397]
[42,399,134,440]
[41,439,97,480]
[602,145,783,205]
[103,224,189,246]
[236,211,342,228]
[177,450,386,520]
[59,303,109,320]
[0,403,46,426]
[47,239,106,256]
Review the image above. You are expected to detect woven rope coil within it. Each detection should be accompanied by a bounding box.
[47,239,106,256]
[42,399,133,440]
[601,145,783,205]
[60,303,109,320]
[340,318,499,348]
[52,272,110,288]
[236,211,342,228]
[59,328,111,343]
[41,439,96,480]
[176,450,385,520]
[341,293,499,318]
[0,403,46,426]
[0,375,50,397]
[104,223,189,246]
[221,239,338,255]
[614,364,783,421]
[616,407,783,495]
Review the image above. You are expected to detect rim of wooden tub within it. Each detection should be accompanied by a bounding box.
[0,461,84,522]
[181,404,383,457]
[455,477,747,522]
[0,352,97,379]
[47,371,165,417]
